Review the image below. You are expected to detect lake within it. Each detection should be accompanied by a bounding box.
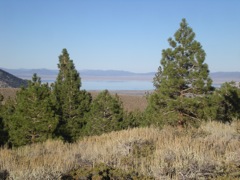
[81,80,154,90]
[81,80,222,90]
[40,79,154,90]
[42,79,221,91]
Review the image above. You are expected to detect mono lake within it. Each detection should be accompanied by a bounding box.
[40,79,154,90]
[81,80,154,90]
[81,80,221,90]
[81,81,222,90]
[42,79,221,91]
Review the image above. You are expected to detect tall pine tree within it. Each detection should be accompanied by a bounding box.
[146,19,213,126]
[6,74,58,147]
[53,49,91,142]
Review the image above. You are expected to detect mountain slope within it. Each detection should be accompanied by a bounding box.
[0,69,28,88]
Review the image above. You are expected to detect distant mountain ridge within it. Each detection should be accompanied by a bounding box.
[80,69,155,76]
[1,68,240,84]
[210,72,240,84]
[1,68,154,77]
[0,69,28,88]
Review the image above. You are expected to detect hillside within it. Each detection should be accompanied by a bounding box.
[0,69,28,88]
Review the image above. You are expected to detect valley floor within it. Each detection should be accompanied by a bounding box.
[0,88,149,112]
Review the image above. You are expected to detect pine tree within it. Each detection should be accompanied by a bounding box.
[0,94,8,146]
[0,116,5,146]
[146,19,213,126]
[84,90,124,136]
[53,49,91,142]
[6,74,58,147]
[208,82,240,122]
[0,96,16,147]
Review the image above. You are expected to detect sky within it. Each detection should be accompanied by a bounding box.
[0,0,240,73]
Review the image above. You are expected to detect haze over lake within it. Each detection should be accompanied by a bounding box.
[2,68,240,90]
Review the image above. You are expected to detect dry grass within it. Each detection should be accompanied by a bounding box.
[1,121,240,179]
[117,94,148,112]
[0,88,18,100]
[90,91,148,112]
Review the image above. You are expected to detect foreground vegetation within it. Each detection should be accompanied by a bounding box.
[0,121,240,179]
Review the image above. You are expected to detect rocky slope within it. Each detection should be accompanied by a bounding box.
[0,69,28,88]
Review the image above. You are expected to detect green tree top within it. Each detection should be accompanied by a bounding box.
[147,19,213,126]
[57,48,81,89]
[54,49,84,119]
[154,18,212,95]
[53,49,91,142]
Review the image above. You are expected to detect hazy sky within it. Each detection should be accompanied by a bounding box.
[0,0,239,73]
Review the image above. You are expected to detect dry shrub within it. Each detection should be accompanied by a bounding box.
[0,88,18,102]
[0,121,240,179]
